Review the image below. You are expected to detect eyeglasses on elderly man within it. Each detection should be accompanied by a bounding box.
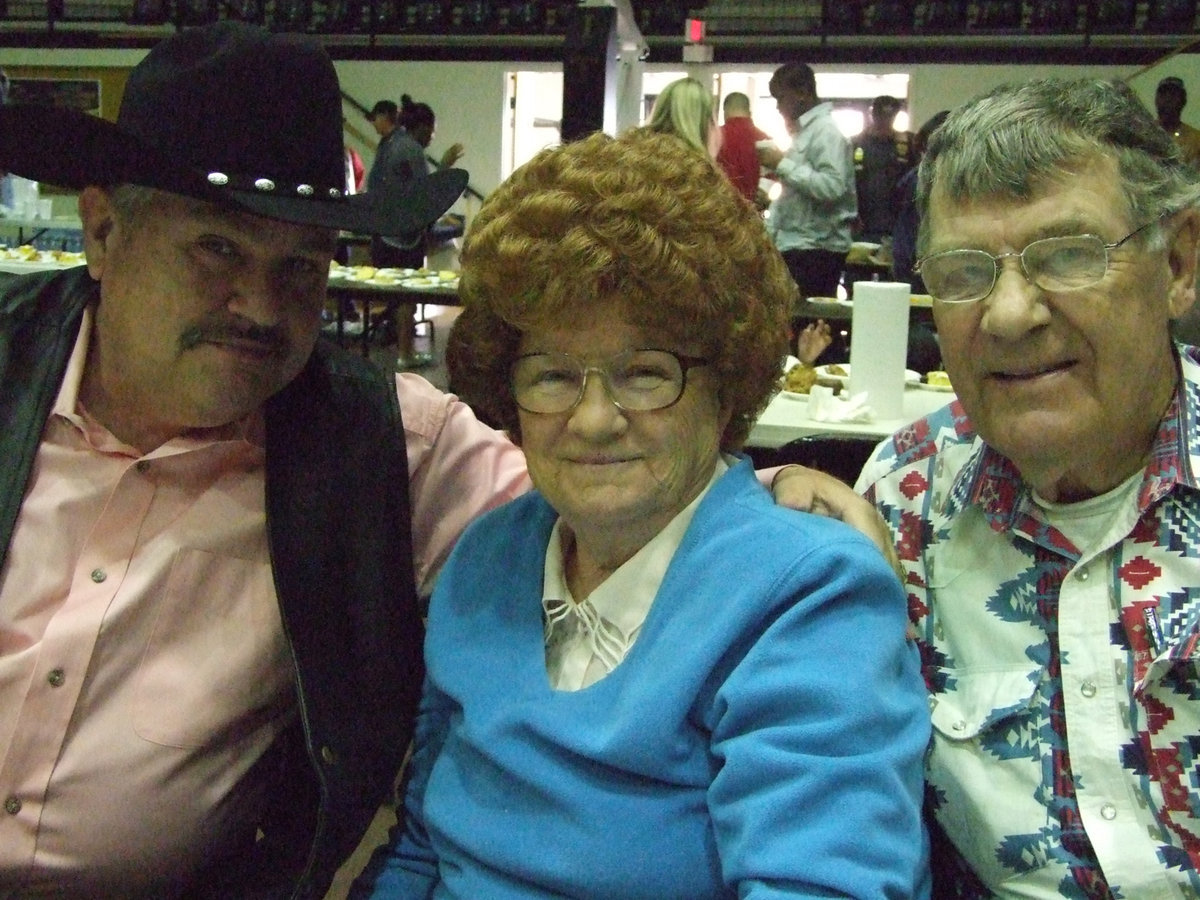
[915,217,1162,304]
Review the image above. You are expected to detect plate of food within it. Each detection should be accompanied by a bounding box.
[915,370,955,392]
[815,363,921,386]
[779,362,844,398]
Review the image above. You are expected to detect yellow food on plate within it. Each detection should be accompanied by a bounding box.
[782,364,818,394]
[926,370,952,387]
[437,270,458,281]
[825,363,848,377]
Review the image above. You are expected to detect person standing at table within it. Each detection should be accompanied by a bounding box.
[367,94,465,367]
[367,98,428,272]
[857,76,1200,897]
[852,95,911,245]
[1156,76,1200,170]
[716,90,770,206]
[757,61,857,301]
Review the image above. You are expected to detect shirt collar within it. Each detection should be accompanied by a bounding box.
[796,100,832,130]
[51,304,267,457]
[542,456,729,640]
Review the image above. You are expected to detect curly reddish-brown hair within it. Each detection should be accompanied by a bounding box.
[449,127,795,450]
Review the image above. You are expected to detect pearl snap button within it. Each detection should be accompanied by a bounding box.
[1100,803,1117,820]
[1081,680,1097,698]
[90,568,106,583]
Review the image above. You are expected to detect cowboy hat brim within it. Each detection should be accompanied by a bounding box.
[0,104,467,237]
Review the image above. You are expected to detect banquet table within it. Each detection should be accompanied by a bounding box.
[0,256,85,275]
[325,271,460,356]
[747,383,954,448]
[0,214,84,248]
[794,293,933,322]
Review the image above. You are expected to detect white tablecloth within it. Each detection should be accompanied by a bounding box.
[0,259,85,274]
[747,385,954,448]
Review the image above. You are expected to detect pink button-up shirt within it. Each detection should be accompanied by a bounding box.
[0,309,294,895]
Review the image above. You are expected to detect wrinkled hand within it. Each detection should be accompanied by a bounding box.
[440,143,466,169]
[796,319,832,366]
[770,465,904,584]
[756,144,784,170]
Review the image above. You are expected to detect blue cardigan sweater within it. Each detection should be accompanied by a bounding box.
[367,460,930,899]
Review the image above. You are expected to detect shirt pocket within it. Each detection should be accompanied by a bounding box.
[133,548,293,749]
[927,666,1048,887]
[929,667,1041,741]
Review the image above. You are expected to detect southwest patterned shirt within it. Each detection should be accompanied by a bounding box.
[857,343,1200,900]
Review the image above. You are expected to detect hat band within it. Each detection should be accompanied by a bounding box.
[205,170,344,200]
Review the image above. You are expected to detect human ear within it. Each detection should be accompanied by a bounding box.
[77,186,115,280]
[1166,208,1200,319]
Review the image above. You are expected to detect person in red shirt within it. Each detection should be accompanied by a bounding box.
[716,91,770,207]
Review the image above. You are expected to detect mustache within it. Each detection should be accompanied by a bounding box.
[179,316,290,358]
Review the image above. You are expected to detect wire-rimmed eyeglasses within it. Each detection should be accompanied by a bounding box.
[913,218,1161,305]
[510,349,711,415]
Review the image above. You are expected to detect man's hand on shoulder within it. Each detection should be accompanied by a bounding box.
[769,465,903,583]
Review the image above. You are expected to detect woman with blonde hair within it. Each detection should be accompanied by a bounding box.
[645,76,717,155]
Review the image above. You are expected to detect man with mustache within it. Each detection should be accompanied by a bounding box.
[0,22,471,898]
[857,78,1200,897]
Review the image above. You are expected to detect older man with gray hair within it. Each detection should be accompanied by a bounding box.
[857,77,1200,896]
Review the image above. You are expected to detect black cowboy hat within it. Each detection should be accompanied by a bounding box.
[0,22,467,237]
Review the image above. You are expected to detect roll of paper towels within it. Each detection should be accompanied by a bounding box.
[849,281,910,418]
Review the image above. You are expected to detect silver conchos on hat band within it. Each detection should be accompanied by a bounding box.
[203,171,343,199]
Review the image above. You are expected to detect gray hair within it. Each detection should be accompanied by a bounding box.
[916,77,1200,255]
[108,183,160,224]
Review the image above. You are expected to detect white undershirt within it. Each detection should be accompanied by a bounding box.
[1032,470,1142,558]
[541,457,729,691]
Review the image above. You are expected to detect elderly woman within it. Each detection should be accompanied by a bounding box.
[364,129,930,899]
